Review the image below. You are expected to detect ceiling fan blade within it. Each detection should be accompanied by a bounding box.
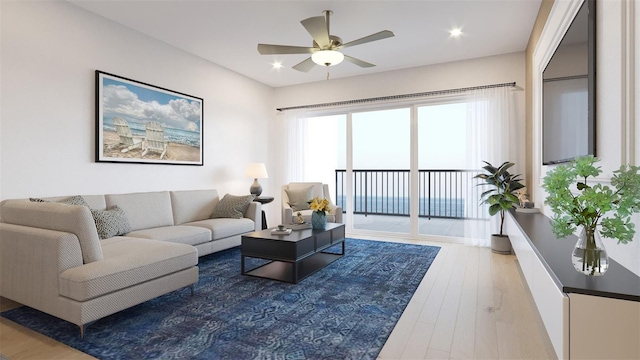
[300,15,330,48]
[344,55,376,68]
[292,57,316,72]
[257,44,316,55]
[338,30,395,49]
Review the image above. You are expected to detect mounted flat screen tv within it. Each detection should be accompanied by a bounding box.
[542,0,595,165]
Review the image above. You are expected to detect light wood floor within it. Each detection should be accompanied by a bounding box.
[0,240,556,360]
[378,240,556,359]
[0,300,94,360]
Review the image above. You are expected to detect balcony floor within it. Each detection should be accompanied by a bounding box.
[351,214,489,240]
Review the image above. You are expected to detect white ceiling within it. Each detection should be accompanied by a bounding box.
[69,0,542,88]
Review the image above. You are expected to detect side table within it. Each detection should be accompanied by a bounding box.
[254,196,274,230]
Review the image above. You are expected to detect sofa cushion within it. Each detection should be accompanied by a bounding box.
[170,189,219,225]
[58,237,197,302]
[30,194,108,210]
[126,225,211,246]
[78,195,108,210]
[185,218,255,240]
[29,195,90,207]
[0,200,103,264]
[284,186,313,211]
[211,194,254,219]
[106,191,174,231]
[28,196,126,238]
[91,206,131,239]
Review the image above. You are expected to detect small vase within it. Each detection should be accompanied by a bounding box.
[311,211,326,230]
[571,227,609,276]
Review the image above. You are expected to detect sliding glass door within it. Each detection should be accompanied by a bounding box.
[302,97,493,241]
[351,108,411,234]
[416,102,488,239]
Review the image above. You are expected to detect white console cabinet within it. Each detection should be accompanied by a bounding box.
[506,211,640,359]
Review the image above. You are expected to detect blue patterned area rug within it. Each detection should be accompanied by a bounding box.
[1,239,439,359]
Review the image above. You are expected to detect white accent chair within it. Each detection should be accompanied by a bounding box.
[281,182,343,225]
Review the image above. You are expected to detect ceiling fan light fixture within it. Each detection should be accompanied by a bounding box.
[311,50,344,67]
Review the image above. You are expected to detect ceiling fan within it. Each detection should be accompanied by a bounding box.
[257,10,395,72]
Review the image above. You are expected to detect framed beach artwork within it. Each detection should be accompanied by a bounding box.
[95,70,204,165]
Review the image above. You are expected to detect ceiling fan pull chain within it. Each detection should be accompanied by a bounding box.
[326,70,330,80]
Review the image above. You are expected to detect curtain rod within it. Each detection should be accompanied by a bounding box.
[276,82,517,112]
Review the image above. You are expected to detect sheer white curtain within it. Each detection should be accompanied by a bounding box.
[465,86,516,167]
[284,109,308,183]
[464,86,517,246]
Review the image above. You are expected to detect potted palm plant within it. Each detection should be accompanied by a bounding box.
[542,155,640,276]
[474,161,525,254]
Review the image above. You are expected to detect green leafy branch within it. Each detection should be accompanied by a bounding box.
[542,155,640,244]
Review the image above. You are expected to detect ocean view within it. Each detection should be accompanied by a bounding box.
[336,195,485,219]
[103,118,201,148]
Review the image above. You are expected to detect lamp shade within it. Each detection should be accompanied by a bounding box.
[311,50,344,67]
[245,163,268,179]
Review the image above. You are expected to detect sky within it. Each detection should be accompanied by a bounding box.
[308,103,469,172]
[101,76,202,132]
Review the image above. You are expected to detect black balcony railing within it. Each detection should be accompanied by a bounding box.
[335,169,488,220]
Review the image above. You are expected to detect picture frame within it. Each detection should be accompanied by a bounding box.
[95,70,204,165]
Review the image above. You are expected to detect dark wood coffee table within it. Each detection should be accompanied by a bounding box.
[241,223,345,283]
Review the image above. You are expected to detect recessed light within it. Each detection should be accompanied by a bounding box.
[449,28,462,37]
[272,62,283,69]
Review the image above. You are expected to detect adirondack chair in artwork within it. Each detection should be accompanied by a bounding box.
[109,117,143,153]
[142,121,168,160]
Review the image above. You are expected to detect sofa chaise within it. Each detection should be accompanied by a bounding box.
[0,189,261,336]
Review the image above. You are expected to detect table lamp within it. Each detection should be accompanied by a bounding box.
[245,163,268,196]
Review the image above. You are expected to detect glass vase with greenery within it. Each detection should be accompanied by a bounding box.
[542,155,640,276]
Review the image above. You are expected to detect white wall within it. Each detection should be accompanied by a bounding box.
[533,0,639,275]
[274,53,525,112]
[0,1,273,200]
[269,53,526,226]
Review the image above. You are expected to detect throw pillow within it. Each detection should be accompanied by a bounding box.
[91,205,131,239]
[62,195,90,206]
[285,186,313,211]
[211,194,255,219]
[29,195,90,207]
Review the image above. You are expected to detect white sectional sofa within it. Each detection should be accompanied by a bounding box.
[0,189,261,336]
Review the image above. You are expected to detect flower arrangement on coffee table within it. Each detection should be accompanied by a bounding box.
[308,197,331,230]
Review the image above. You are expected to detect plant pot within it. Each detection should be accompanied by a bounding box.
[491,234,512,254]
[572,227,609,276]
